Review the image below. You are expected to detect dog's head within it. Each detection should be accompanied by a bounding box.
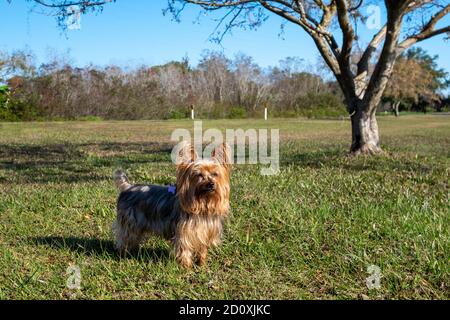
[175,141,231,216]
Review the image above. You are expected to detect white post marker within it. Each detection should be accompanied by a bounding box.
[191,105,194,120]
[264,107,268,121]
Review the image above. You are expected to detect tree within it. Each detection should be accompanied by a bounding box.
[164,0,450,154]
[11,1,450,154]
[404,47,450,95]
[0,49,36,82]
[384,48,449,116]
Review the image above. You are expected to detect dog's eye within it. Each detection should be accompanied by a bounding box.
[197,174,204,180]
[211,172,218,177]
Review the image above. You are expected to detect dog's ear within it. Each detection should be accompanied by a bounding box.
[175,141,197,165]
[212,143,231,167]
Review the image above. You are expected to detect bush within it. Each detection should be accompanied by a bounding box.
[76,115,103,121]
[0,87,8,111]
[227,106,247,119]
[0,95,42,122]
[294,93,347,118]
[271,110,297,118]
[207,104,228,119]
[167,110,188,120]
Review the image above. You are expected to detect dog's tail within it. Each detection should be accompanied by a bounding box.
[113,169,131,192]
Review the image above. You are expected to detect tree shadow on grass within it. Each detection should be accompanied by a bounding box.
[31,236,170,263]
[0,141,173,184]
[2,141,436,184]
[0,141,172,160]
[283,149,434,173]
[282,149,345,168]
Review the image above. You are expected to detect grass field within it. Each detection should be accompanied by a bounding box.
[0,115,449,299]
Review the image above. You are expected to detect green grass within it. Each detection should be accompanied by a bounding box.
[0,115,449,299]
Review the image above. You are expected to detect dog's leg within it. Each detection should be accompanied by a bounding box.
[174,239,193,268]
[112,218,144,255]
[178,250,193,268]
[198,246,209,266]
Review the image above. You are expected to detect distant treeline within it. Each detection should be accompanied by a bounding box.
[0,49,448,121]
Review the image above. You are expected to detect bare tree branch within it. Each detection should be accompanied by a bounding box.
[181,0,256,9]
[356,0,438,76]
[30,0,114,8]
[361,0,407,113]
[258,1,341,77]
[335,1,355,71]
[357,25,387,76]
[397,3,450,54]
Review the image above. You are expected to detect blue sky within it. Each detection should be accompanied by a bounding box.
[1,0,449,74]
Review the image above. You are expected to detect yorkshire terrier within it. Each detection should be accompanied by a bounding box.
[112,141,231,268]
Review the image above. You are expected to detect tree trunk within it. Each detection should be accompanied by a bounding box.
[350,108,382,155]
[346,2,405,156]
[392,101,400,117]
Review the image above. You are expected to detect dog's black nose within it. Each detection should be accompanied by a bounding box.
[207,182,215,191]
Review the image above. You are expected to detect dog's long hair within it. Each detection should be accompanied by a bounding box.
[112,141,231,267]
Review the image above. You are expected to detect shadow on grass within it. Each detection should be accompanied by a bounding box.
[1,141,436,185]
[31,236,170,263]
[282,149,345,168]
[0,141,172,160]
[0,141,173,184]
[283,148,434,173]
